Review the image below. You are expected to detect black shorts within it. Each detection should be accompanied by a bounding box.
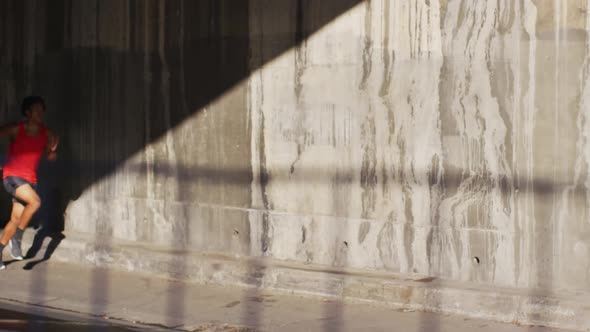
[3,176,38,205]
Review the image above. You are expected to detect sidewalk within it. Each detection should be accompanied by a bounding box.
[0,248,573,332]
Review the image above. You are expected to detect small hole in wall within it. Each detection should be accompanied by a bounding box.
[473,256,480,265]
[343,241,349,248]
[233,229,240,236]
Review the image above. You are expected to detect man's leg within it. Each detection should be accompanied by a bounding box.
[0,203,24,245]
[0,203,24,267]
[7,185,41,260]
[14,184,41,231]
[8,202,25,259]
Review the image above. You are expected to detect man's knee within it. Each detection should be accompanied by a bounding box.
[28,197,41,210]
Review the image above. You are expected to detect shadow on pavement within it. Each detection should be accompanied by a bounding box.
[22,228,65,270]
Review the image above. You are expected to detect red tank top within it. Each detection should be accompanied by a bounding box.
[2,123,48,184]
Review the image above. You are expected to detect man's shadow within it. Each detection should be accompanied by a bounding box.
[22,227,65,270]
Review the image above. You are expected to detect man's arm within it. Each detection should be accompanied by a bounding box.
[46,129,59,160]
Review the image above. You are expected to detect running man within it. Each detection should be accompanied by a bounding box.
[0,96,58,269]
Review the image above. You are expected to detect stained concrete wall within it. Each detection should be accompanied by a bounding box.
[1,0,589,294]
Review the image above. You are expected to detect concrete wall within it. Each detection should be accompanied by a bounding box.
[1,0,589,294]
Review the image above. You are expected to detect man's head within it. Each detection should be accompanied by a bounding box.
[21,96,45,123]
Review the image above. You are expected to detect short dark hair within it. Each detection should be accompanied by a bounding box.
[21,96,45,116]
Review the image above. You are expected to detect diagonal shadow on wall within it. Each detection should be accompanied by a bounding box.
[1,0,365,233]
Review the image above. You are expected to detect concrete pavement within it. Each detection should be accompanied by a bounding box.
[0,245,575,332]
[23,229,590,331]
